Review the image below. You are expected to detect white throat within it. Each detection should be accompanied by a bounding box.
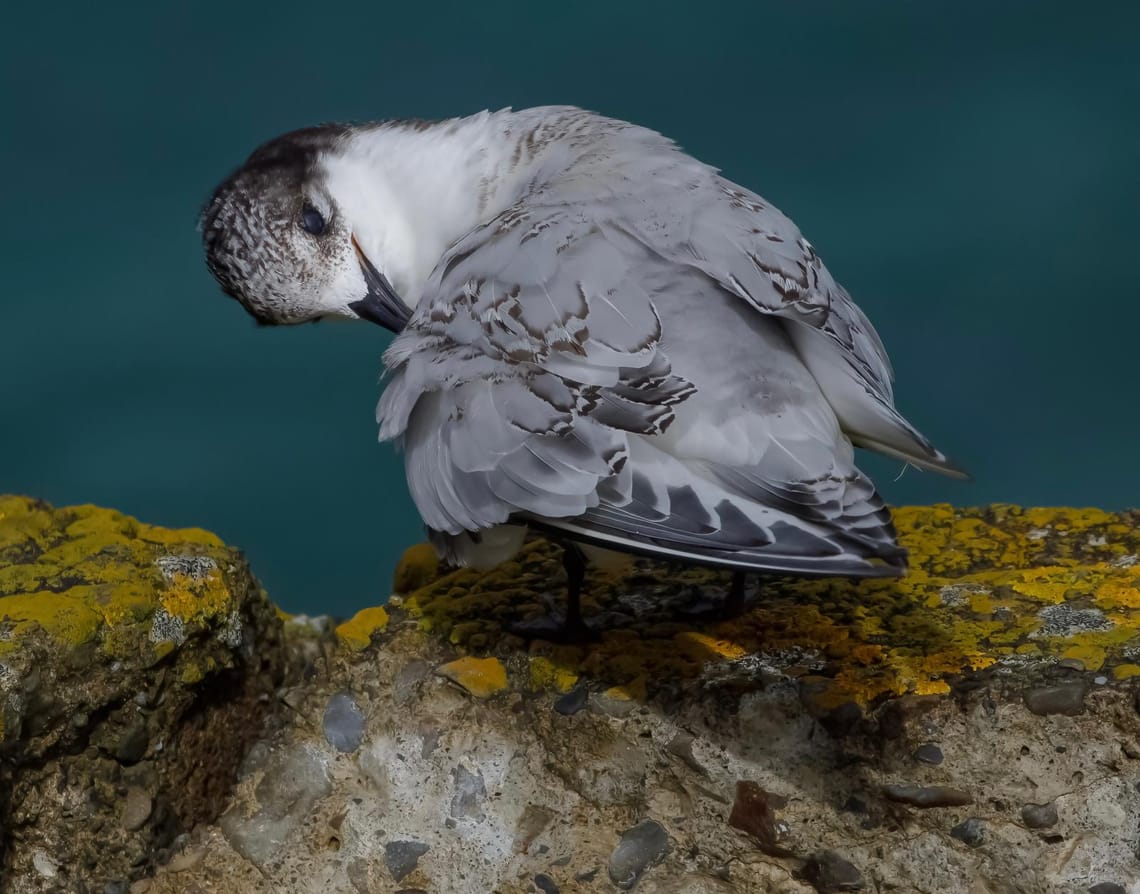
[319,112,540,308]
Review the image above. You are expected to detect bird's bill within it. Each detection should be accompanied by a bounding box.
[348,235,411,332]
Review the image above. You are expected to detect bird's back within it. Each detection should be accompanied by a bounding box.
[376,106,961,575]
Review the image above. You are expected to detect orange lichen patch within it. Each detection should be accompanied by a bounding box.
[160,568,233,625]
[436,656,508,698]
[394,505,1140,707]
[675,632,748,662]
[1112,664,1140,680]
[335,606,391,652]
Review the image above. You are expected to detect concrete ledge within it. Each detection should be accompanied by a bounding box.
[3,499,1139,893]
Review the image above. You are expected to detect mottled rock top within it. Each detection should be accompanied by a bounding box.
[378,504,1140,710]
[2,498,1138,894]
[1,497,246,656]
[0,495,286,890]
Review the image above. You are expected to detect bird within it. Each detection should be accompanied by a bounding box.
[200,105,964,640]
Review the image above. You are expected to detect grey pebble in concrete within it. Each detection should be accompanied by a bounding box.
[322,692,365,753]
[1021,802,1058,829]
[608,820,670,890]
[950,818,985,848]
[383,840,429,882]
[801,850,865,892]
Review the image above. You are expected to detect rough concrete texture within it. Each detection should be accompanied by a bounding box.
[129,504,1140,894]
[3,501,1140,893]
[0,496,288,893]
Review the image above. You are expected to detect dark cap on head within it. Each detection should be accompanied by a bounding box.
[199,124,352,324]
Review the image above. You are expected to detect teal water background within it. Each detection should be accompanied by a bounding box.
[2,1,1137,616]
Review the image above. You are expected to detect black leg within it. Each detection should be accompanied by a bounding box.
[723,571,749,618]
[506,540,597,643]
[562,541,587,635]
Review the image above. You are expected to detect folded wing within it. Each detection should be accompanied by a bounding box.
[616,158,965,477]
[377,168,912,576]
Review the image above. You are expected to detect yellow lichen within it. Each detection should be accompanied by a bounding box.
[674,632,748,662]
[968,591,995,614]
[181,663,204,684]
[529,656,580,693]
[1096,575,1140,610]
[603,675,647,702]
[913,679,952,696]
[394,543,440,594]
[134,522,223,548]
[0,496,252,667]
[436,656,508,698]
[335,606,390,652]
[0,591,102,647]
[152,641,176,661]
[1060,644,1107,671]
[160,570,233,625]
[393,504,1140,707]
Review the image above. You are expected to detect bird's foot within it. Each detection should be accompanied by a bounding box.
[721,572,756,620]
[674,590,727,620]
[506,613,600,645]
[674,575,758,623]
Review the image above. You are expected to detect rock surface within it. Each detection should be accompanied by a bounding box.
[0,496,288,892]
[2,500,1140,893]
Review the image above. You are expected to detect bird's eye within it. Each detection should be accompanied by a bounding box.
[300,204,327,236]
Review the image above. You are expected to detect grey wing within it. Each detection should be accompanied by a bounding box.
[621,164,964,477]
[378,194,905,577]
[377,202,681,534]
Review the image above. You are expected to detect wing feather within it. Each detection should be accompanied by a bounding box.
[376,110,957,573]
[616,161,963,475]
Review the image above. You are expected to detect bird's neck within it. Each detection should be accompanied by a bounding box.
[322,111,546,306]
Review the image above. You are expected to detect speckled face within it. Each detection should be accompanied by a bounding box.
[201,125,359,326]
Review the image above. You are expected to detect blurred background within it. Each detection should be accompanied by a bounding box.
[2,1,1137,616]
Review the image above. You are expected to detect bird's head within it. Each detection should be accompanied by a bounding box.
[200,125,408,331]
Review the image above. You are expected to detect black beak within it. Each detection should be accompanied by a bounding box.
[348,235,412,332]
